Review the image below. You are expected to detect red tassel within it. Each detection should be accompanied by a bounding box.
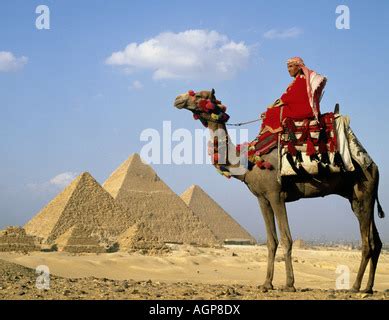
[205,101,215,111]
[248,149,256,157]
[298,120,310,143]
[329,139,336,153]
[237,142,249,155]
[306,139,316,156]
[256,160,264,168]
[287,141,297,156]
[188,90,195,96]
[193,113,200,120]
[220,105,227,112]
[199,99,208,111]
[213,153,219,164]
[263,161,274,170]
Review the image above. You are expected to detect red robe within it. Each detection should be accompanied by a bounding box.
[262,75,317,133]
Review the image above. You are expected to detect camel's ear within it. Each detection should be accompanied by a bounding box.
[334,103,340,114]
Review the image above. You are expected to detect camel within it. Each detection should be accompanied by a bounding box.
[174,89,385,293]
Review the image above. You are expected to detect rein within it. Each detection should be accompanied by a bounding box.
[226,118,261,127]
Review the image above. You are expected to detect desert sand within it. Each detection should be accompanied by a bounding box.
[0,244,388,300]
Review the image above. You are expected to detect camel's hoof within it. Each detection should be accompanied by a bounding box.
[361,288,373,294]
[258,283,274,293]
[281,286,297,292]
[259,286,268,293]
[349,287,359,293]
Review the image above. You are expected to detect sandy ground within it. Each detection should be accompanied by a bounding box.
[0,245,388,300]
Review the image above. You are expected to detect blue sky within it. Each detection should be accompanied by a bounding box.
[1,0,388,242]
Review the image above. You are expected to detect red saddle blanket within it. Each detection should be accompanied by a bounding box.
[281,112,338,159]
[240,112,339,170]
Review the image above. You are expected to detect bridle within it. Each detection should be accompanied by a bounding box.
[187,90,260,127]
[187,90,230,128]
[183,89,271,178]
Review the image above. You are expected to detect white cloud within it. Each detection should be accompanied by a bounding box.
[106,29,250,81]
[129,80,143,90]
[27,172,78,193]
[0,51,28,72]
[263,27,303,39]
[49,172,78,188]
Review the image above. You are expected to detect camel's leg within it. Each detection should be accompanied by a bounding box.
[258,196,278,291]
[364,166,383,294]
[268,193,296,292]
[363,219,382,294]
[350,197,374,292]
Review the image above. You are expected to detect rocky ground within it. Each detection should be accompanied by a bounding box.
[1,259,388,300]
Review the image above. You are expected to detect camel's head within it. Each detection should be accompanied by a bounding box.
[174,89,229,127]
[174,89,214,111]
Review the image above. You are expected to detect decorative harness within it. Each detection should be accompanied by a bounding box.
[187,90,272,178]
[187,90,230,126]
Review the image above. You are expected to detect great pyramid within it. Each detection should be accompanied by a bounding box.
[103,153,219,246]
[0,226,41,252]
[24,172,132,250]
[180,185,256,244]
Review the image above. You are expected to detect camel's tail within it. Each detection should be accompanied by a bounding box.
[376,194,385,219]
[375,166,385,219]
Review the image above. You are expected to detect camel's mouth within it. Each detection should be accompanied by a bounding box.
[174,95,187,109]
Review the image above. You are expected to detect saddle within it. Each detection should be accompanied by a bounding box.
[230,105,366,179]
[243,104,359,177]
[279,112,345,176]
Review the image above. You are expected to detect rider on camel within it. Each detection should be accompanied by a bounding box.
[260,57,327,134]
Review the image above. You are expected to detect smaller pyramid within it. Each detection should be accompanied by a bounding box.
[56,226,106,253]
[181,185,256,244]
[0,226,41,252]
[116,222,169,254]
[24,172,132,249]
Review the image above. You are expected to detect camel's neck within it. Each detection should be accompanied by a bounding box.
[207,121,246,181]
